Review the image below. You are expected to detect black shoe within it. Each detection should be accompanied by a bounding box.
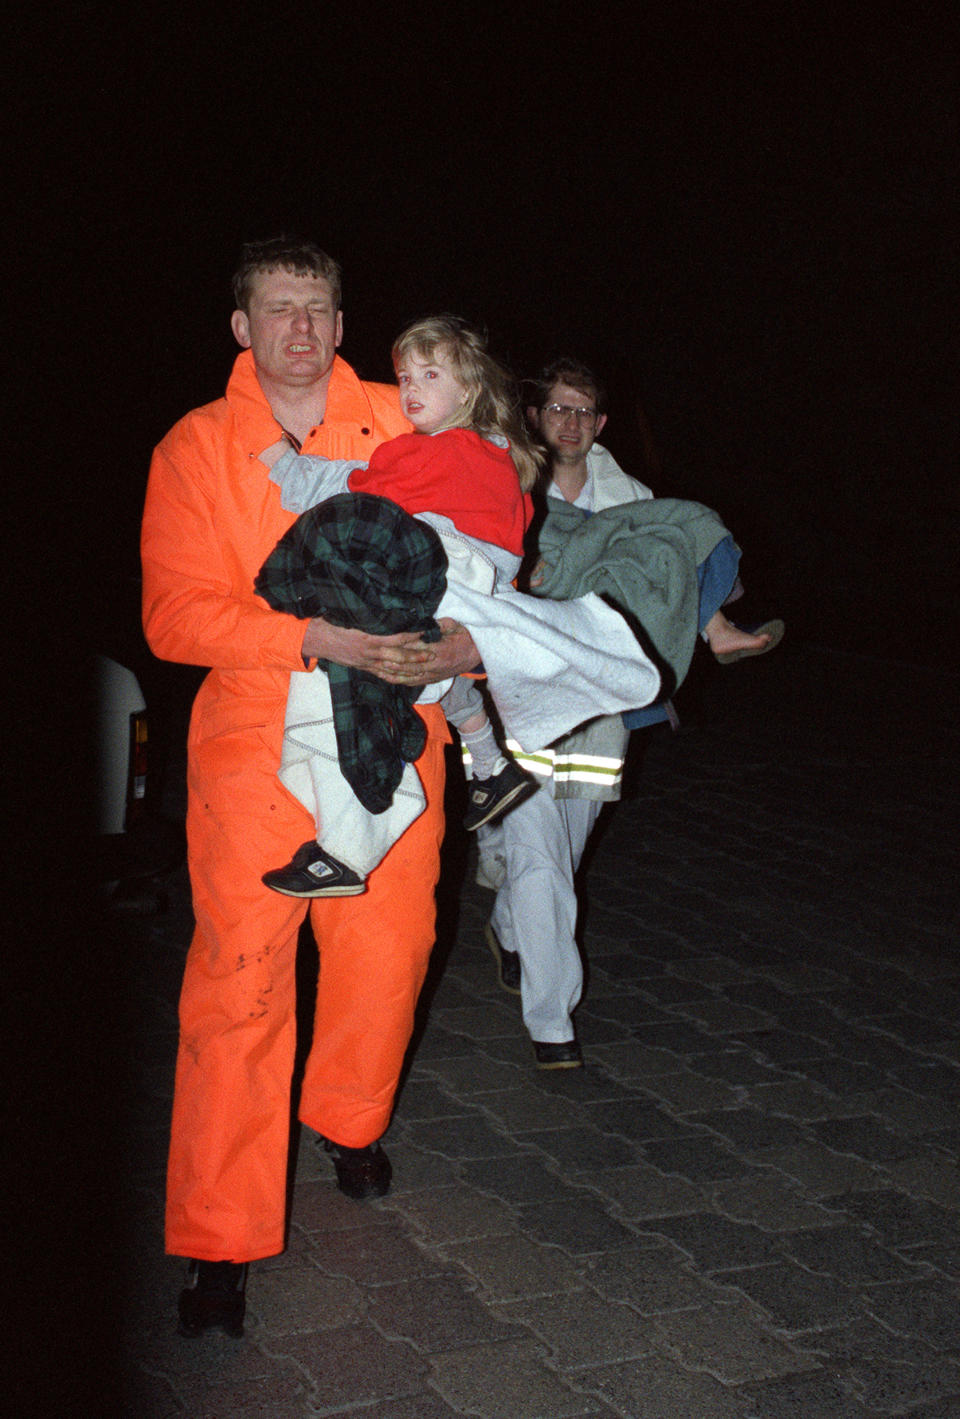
[177,1259,247,1338]
[322,1138,392,1199]
[533,1039,583,1070]
[484,921,521,995]
[262,841,366,897]
[463,758,539,831]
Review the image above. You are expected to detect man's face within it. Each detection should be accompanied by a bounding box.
[230,269,343,389]
[532,381,606,463]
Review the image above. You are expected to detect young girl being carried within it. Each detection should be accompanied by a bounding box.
[254,317,661,898]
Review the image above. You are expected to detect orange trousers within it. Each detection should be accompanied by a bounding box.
[165,691,446,1262]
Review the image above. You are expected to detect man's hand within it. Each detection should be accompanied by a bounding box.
[302,617,479,686]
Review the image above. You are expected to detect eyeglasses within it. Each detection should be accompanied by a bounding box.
[541,403,598,425]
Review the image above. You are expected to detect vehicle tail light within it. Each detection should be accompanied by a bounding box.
[126,709,149,828]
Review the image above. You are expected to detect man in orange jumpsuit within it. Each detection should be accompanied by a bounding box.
[141,239,479,1337]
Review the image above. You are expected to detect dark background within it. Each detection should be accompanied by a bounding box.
[19,0,958,670]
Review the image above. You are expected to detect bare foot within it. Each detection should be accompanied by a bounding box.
[704,611,771,659]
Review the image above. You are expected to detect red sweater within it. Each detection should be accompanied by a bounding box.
[348,427,532,557]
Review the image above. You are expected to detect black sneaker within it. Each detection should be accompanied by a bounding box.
[533,1039,583,1070]
[177,1259,247,1338]
[484,921,521,995]
[463,758,539,832]
[262,841,366,897]
[322,1138,392,1199]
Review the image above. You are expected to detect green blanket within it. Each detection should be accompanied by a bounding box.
[535,498,734,686]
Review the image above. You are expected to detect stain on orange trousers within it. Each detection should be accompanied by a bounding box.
[165,689,446,1262]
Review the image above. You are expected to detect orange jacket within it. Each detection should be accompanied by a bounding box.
[142,349,412,690]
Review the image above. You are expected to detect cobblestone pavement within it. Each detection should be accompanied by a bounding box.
[108,644,959,1415]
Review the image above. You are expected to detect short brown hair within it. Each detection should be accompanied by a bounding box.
[232,238,342,313]
[534,359,607,417]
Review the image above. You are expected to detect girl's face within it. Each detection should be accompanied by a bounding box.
[396,348,470,433]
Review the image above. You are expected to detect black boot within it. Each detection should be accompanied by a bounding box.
[322,1138,392,1199]
[177,1259,248,1338]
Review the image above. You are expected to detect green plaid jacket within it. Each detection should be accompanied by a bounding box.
[255,492,447,813]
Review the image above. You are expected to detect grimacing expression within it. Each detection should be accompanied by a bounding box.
[396,350,470,433]
[535,381,606,461]
[231,269,343,388]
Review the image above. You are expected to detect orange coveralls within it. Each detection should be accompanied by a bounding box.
[142,350,448,1262]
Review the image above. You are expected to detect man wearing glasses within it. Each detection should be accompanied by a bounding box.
[480,359,657,1069]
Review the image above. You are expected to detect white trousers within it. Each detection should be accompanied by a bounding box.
[486,784,603,1043]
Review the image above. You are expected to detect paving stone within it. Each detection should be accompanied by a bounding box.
[906,1400,960,1418]
[651,1298,821,1383]
[709,1176,842,1231]
[640,1135,763,1184]
[513,1124,638,1171]
[351,1393,477,1418]
[874,1089,960,1137]
[530,1067,640,1104]
[589,1039,695,1079]
[394,1078,478,1120]
[796,1057,890,1094]
[308,1220,451,1287]
[583,1243,736,1312]
[436,1002,521,1040]
[858,1277,960,1350]
[576,1161,707,1218]
[376,1139,460,1191]
[723,1260,862,1331]
[460,1153,590,1207]
[825,1188,960,1248]
[639,976,722,1006]
[517,1195,642,1254]
[639,1212,783,1271]
[845,1355,960,1413]
[879,1153,960,1209]
[580,1352,754,1417]
[803,1312,944,1364]
[893,1060,960,1098]
[688,1049,787,1086]
[477,1089,594,1134]
[809,1115,920,1163]
[292,1178,404,1233]
[743,1078,852,1121]
[441,1232,586,1301]
[279,1322,428,1406]
[579,1096,707,1142]
[631,1019,735,1054]
[672,998,776,1035]
[245,1262,364,1334]
[402,1113,521,1160]
[385,1184,519,1243]
[691,1107,809,1153]
[762,1142,886,1196]
[494,1287,658,1369]
[670,955,759,987]
[732,1029,837,1066]
[740,1369,873,1417]
[641,1067,745,1113]
[417,1052,526,1096]
[778,1224,934,1285]
[367,1274,526,1352]
[580,994,675,1027]
[429,1337,608,1417]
